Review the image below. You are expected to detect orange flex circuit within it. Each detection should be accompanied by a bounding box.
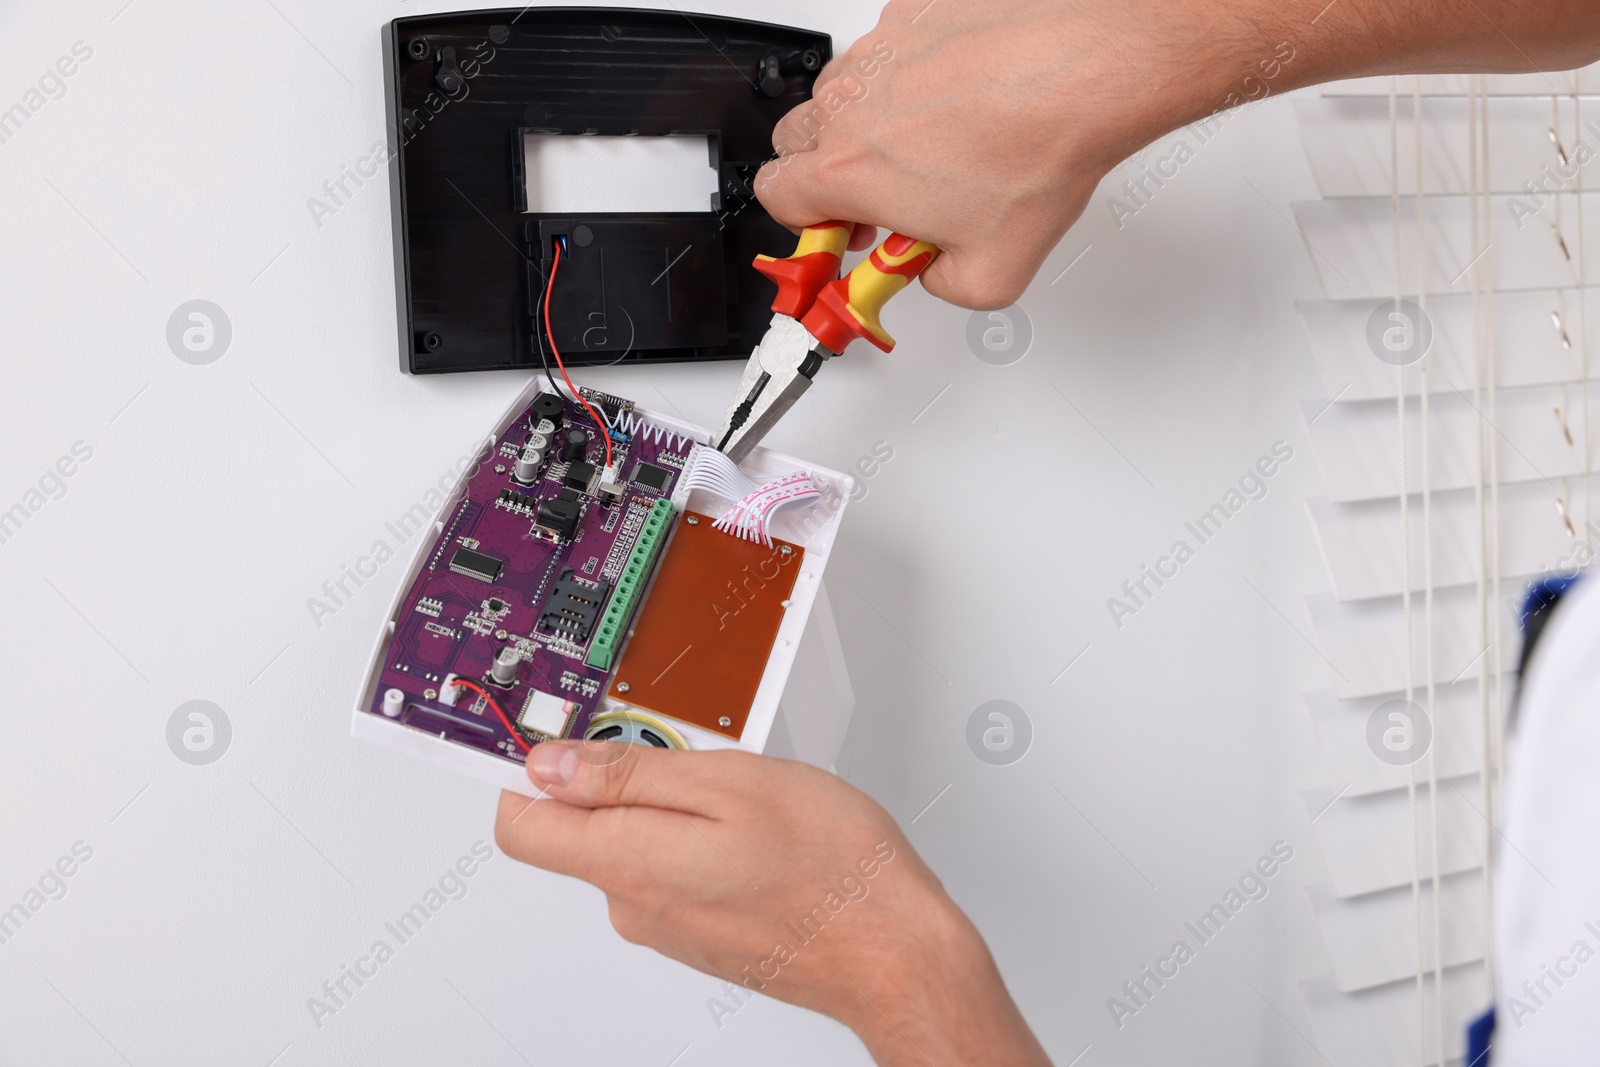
[799,233,939,354]
[752,221,852,318]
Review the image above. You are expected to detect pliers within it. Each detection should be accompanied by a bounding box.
[714,223,939,462]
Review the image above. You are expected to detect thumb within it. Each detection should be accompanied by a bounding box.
[527,738,714,813]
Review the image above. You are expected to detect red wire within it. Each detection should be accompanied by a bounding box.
[543,240,614,470]
[446,678,530,754]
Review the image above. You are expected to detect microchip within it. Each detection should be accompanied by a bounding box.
[631,462,672,493]
[448,546,503,583]
[564,460,597,492]
[518,690,577,737]
[537,569,610,640]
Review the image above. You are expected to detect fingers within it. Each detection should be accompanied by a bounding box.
[774,42,869,156]
[493,788,606,882]
[847,223,880,251]
[918,251,1034,311]
[770,102,826,159]
[755,150,874,236]
[525,738,726,814]
[495,787,695,888]
[755,148,880,247]
[759,157,1034,307]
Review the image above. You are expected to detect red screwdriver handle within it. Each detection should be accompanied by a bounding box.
[752,221,852,318]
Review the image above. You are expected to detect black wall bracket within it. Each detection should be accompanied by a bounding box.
[383,8,830,374]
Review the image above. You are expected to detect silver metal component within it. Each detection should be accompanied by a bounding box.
[490,647,520,686]
[686,514,699,525]
[718,716,732,727]
[494,629,507,640]
[494,464,506,474]
[423,688,437,700]
[778,544,793,556]
[534,418,557,436]
[527,432,551,453]
[616,681,631,693]
[715,314,831,462]
[512,445,544,485]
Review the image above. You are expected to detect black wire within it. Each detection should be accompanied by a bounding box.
[532,236,615,443]
[532,240,567,403]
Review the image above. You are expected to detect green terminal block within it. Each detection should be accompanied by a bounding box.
[586,498,675,670]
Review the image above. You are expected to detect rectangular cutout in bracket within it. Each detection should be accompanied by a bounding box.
[523,133,719,214]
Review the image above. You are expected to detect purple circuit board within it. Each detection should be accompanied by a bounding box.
[363,388,691,762]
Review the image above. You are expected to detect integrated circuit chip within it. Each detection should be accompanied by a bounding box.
[518,690,577,737]
[448,546,504,583]
[631,462,672,493]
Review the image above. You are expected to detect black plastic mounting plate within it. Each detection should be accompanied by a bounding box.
[383,8,830,374]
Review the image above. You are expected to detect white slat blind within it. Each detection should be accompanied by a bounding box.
[1293,65,1600,1065]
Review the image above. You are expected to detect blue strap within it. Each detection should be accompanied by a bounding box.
[1520,574,1581,631]
[1466,1005,1494,1066]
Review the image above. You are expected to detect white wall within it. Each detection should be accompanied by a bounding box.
[0,1,1340,1064]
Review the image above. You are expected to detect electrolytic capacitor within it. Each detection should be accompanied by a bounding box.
[490,648,520,686]
[512,445,544,485]
[560,427,588,463]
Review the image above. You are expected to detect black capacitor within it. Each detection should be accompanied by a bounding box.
[560,427,589,463]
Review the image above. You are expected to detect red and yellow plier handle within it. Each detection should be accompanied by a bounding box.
[753,221,940,354]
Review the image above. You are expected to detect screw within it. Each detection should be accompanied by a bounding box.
[686,515,699,525]
[718,716,732,727]
[495,629,507,639]
[778,544,793,556]
[424,688,437,699]
[617,682,631,693]
[494,464,505,473]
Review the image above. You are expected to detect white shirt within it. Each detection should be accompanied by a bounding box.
[1495,572,1600,1062]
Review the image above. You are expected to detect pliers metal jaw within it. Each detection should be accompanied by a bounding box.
[716,315,829,463]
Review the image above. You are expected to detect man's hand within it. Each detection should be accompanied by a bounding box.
[756,0,1600,310]
[494,740,1050,1066]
